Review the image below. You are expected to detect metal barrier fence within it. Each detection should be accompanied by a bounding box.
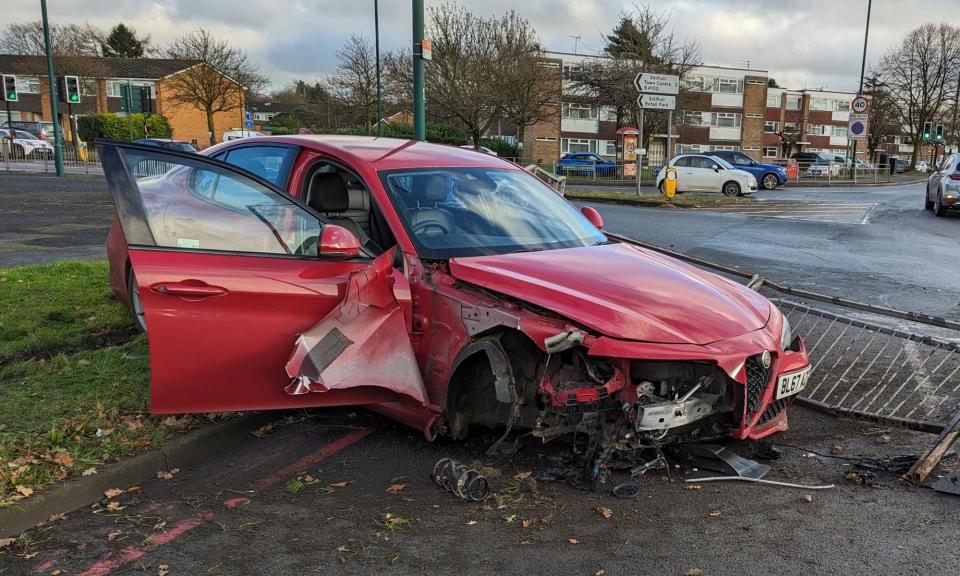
[605,232,960,435]
[537,163,658,186]
[0,143,104,175]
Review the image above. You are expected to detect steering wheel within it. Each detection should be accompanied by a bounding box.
[412,218,450,236]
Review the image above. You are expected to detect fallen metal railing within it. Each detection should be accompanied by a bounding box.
[606,232,960,435]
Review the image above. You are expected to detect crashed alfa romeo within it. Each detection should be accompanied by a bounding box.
[100,136,810,483]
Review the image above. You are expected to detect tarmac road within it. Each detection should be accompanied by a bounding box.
[3,176,960,575]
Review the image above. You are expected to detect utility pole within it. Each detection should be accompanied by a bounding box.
[850,0,871,174]
[41,0,64,176]
[375,0,382,136]
[412,0,425,141]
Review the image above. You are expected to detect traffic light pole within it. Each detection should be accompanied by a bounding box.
[4,100,12,152]
[850,0,871,177]
[41,0,64,176]
[412,0,425,141]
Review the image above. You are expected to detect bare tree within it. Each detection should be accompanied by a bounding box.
[424,4,503,147]
[0,21,103,56]
[162,29,266,146]
[863,75,898,162]
[494,12,560,161]
[879,23,960,166]
[569,4,701,157]
[328,35,378,133]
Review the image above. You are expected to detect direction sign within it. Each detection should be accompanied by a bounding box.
[634,73,679,95]
[637,93,676,110]
[848,113,868,141]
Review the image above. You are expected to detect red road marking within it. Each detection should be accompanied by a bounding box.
[70,427,373,576]
[75,513,213,576]
[252,427,373,492]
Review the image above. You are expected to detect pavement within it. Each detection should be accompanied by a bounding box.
[2,175,960,575]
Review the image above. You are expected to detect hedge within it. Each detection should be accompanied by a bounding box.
[76,113,173,143]
[339,121,468,145]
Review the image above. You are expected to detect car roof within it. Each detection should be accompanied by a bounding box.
[208,135,511,171]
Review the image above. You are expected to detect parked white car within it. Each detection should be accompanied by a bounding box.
[0,128,55,159]
[656,154,758,196]
[915,161,929,173]
[223,130,266,141]
[805,161,843,177]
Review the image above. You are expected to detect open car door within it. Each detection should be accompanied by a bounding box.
[98,141,428,414]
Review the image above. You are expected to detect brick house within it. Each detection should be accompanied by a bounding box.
[524,50,872,166]
[0,55,245,148]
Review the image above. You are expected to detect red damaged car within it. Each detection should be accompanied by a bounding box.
[101,136,809,480]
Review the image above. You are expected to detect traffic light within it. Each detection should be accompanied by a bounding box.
[64,75,80,104]
[923,121,932,140]
[935,124,944,142]
[2,74,17,102]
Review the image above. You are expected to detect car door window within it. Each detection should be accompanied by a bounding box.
[690,156,715,169]
[119,147,321,256]
[733,153,753,164]
[221,145,295,189]
[673,157,691,168]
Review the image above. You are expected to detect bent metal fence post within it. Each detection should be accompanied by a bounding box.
[605,232,960,437]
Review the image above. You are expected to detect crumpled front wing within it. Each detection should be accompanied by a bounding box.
[284,250,429,405]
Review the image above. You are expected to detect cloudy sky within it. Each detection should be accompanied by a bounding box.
[2,0,949,92]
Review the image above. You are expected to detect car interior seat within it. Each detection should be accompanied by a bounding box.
[408,175,456,236]
[306,171,368,245]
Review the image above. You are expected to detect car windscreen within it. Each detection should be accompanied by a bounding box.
[380,167,606,259]
[712,156,735,169]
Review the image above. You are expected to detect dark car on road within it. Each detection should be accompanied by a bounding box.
[133,139,198,153]
[705,150,787,190]
[554,152,617,177]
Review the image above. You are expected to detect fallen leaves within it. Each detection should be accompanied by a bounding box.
[104,488,124,498]
[156,468,180,480]
[329,481,349,488]
[335,545,350,553]
[568,538,579,545]
[687,569,704,576]
[161,415,191,430]
[465,520,478,526]
[0,537,14,549]
[15,484,33,497]
[49,450,74,468]
[386,483,406,494]
[251,423,273,437]
[105,501,124,511]
[597,506,613,519]
[709,510,722,517]
[683,484,703,491]
[804,495,813,503]
[107,530,123,542]
[158,564,170,576]
[82,467,98,476]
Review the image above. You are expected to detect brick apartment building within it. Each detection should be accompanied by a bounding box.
[0,55,244,147]
[524,51,870,166]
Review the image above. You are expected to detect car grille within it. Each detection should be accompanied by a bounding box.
[758,397,793,426]
[744,354,772,415]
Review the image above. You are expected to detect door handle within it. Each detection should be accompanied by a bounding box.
[151,281,228,298]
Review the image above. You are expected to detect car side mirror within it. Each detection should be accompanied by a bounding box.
[318,224,361,259]
[713,165,720,172]
[581,206,603,230]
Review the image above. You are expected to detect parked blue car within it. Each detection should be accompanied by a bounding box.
[705,151,788,190]
[554,153,618,177]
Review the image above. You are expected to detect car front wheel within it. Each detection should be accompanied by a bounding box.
[722,181,742,197]
[761,173,779,190]
[925,189,935,210]
[127,267,147,333]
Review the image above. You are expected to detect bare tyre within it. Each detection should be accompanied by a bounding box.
[761,173,779,190]
[127,267,147,333]
[722,181,742,197]
[934,194,947,217]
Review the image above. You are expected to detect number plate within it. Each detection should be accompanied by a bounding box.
[775,366,811,400]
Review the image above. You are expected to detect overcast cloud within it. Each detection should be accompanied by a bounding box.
[2,1,951,92]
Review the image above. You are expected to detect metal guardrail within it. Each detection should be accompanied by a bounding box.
[606,232,960,434]
[0,142,104,175]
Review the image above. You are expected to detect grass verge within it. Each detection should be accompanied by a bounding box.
[566,188,754,207]
[0,261,203,506]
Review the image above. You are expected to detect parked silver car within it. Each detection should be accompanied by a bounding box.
[925,153,960,217]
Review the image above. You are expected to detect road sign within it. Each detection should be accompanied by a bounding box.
[245,120,253,128]
[636,93,676,110]
[851,95,869,113]
[634,73,680,95]
[848,113,868,141]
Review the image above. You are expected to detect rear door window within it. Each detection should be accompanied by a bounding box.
[221,145,296,190]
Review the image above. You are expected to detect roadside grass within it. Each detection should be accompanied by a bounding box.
[0,261,201,505]
[566,188,754,207]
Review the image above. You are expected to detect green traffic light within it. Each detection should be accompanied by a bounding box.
[70,95,78,102]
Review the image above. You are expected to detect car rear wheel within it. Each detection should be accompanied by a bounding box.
[761,173,779,190]
[127,267,147,333]
[925,190,934,210]
[934,194,947,217]
[722,181,742,197]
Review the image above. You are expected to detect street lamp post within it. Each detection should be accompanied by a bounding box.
[375,0,382,136]
[40,0,64,176]
[850,0,871,173]
[412,0,425,141]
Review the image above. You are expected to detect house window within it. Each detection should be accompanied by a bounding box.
[711,112,741,128]
[676,144,701,155]
[834,100,851,112]
[682,76,704,92]
[109,80,153,99]
[562,103,596,120]
[81,79,97,96]
[15,76,40,93]
[810,98,830,111]
[682,111,704,126]
[766,93,781,107]
[715,78,743,94]
[538,61,560,69]
[901,136,913,145]
[561,138,597,154]
[764,121,779,133]
[807,124,826,136]
[831,125,848,137]
[785,95,802,110]
[602,140,617,156]
[709,145,739,151]
[763,147,778,158]
[599,106,617,122]
[743,146,760,152]
[562,64,583,80]
[783,122,797,134]
[745,113,763,119]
